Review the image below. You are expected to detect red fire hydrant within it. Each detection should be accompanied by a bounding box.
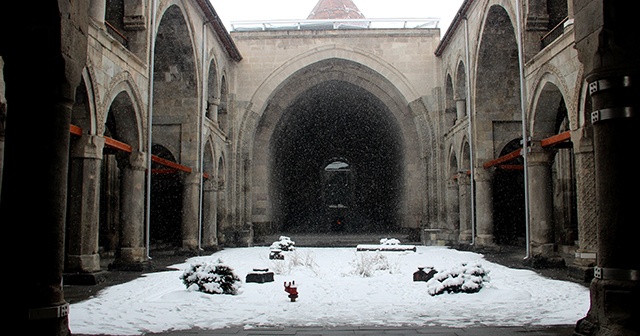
[284,281,298,302]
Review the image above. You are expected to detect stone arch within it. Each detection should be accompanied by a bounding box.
[206,56,219,120]
[98,87,147,266]
[447,146,461,238]
[460,137,471,173]
[457,138,473,242]
[448,145,459,177]
[445,72,455,127]
[243,45,421,115]
[530,75,578,249]
[152,3,199,166]
[455,60,468,120]
[65,70,105,275]
[530,72,570,138]
[218,74,229,133]
[472,3,522,247]
[200,138,217,249]
[216,153,228,243]
[151,3,201,251]
[239,52,429,235]
[103,78,144,149]
[71,68,99,134]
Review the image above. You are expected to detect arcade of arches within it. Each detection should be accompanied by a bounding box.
[2,0,639,334]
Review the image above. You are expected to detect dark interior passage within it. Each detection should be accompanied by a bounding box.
[270,80,404,233]
[150,144,183,249]
[493,139,526,246]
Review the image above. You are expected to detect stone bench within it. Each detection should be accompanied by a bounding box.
[245,268,274,283]
[356,244,417,252]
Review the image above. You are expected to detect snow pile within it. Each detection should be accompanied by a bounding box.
[426,262,490,296]
[357,238,416,252]
[351,251,399,277]
[180,259,242,295]
[380,238,401,245]
[269,236,296,251]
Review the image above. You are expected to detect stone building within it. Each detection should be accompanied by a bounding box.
[1,0,638,334]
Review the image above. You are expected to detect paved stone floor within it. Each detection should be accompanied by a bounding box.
[66,237,586,336]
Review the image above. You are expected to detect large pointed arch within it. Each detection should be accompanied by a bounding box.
[238,48,432,234]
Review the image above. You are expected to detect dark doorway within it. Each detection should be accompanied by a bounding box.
[493,139,526,246]
[150,144,183,250]
[270,80,403,234]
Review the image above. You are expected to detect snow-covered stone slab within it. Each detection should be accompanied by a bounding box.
[356,244,417,252]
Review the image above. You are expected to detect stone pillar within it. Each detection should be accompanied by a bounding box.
[573,1,640,334]
[181,171,201,251]
[455,99,466,122]
[571,128,597,279]
[457,172,472,242]
[201,177,218,249]
[525,0,549,31]
[217,176,230,245]
[1,2,88,333]
[474,169,494,247]
[65,135,104,276]
[89,0,106,23]
[527,140,556,258]
[123,0,146,30]
[207,98,220,123]
[446,178,460,240]
[111,151,148,270]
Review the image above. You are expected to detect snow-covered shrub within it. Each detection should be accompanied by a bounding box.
[425,262,490,296]
[380,238,401,245]
[180,259,241,295]
[270,236,296,251]
[351,251,398,277]
[269,249,318,276]
[288,249,317,267]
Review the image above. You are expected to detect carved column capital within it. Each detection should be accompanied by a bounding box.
[70,134,105,159]
[127,151,148,171]
[527,140,555,165]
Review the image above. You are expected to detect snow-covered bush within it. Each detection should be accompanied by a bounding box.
[380,238,401,245]
[351,251,399,277]
[270,236,296,251]
[180,259,241,295]
[425,262,490,296]
[269,249,318,276]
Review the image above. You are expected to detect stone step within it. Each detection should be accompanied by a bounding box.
[256,233,419,247]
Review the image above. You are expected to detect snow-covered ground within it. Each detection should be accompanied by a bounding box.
[69,244,590,336]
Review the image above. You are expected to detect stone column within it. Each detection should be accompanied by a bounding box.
[181,171,201,251]
[527,140,556,258]
[111,151,148,270]
[66,135,104,276]
[573,1,640,334]
[455,99,466,122]
[207,98,220,123]
[89,0,106,23]
[1,2,88,333]
[571,128,597,279]
[474,169,494,246]
[201,177,218,249]
[123,0,146,30]
[457,172,472,242]
[446,178,460,240]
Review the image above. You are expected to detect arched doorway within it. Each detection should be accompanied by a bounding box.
[493,139,526,246]
[270,79,404,233]
[150,144,183,250]
[322,158,354,232]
